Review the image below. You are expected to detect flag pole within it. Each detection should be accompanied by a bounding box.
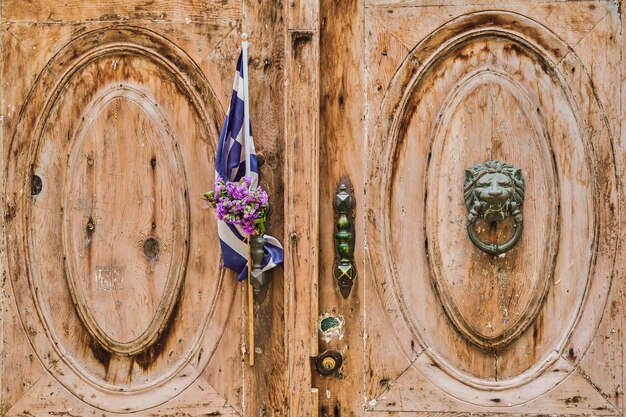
[242,32,255,367]
[241,33,252,184]
[247,237,254,366]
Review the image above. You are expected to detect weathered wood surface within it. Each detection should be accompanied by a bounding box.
[313,0,365,416]
[284,0,321,416]
[1,373,240,417]
[0,2,271,415]
[2,0,240,23]
[358,1,623,416]
[0,1,624,417]
[242,0,288,416]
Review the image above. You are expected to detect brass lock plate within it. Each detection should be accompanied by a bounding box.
[314,350,343,376]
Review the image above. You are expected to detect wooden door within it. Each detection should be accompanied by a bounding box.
[0,2,287,416]
[297,0,626,416]
[2,1,625,416]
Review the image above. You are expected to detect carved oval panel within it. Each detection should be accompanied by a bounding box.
[369,11,616,404]
[5,27,234,412]
[64,87,188,355]
[426,70,558,349]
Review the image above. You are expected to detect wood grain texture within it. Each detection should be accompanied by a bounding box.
[364,1,612,53]
[426,69,558,350]
[370,356,619,415]
[560,4,623,411]
[1,2,623,417]
[284,1,321,416]
[622,4,626,415]
[4,373,240,417]
[241,0,288,416]
[0,1,4,412]
[367,0,617,7]
[314,0,366,416]
[363,1,612,140]
[2,0,240,23]
[1,12,246,417]
[287,0,319,31]
[9,24,229,401]
[63,91,188,356]
[359,2,621,416]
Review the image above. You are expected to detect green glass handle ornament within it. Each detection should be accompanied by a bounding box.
[463,160,526,256]
[334,177,356,298]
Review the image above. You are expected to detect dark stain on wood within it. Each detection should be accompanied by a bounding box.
[5,202,17,222]
[564,395,583,405]
[292,32,313,59]
[567,347,577,361]
[135,298,181,370]
[88,337,111,370]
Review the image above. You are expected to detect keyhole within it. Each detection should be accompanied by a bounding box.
[322,356,336,370]
[490,220,498,231]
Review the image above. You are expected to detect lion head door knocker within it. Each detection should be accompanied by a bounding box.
[463,160,526,256]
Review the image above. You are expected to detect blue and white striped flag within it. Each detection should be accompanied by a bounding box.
[215,49,284,281]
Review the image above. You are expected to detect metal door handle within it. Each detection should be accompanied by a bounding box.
[334,177,356,298]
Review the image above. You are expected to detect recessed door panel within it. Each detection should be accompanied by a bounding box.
[361,6,620,415]
[426,65,560,351]
[4,26,239,414]
[63,89,188,355]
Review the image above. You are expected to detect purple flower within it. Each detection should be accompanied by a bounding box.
[202,176,270,236]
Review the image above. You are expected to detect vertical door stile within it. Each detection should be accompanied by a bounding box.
[284,0,321,416]
[616,5,626,415]
[315,1,366,416]
[241,1,288,415]
[0,4,4,412]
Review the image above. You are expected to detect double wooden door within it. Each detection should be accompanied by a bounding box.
[1,1,624,416]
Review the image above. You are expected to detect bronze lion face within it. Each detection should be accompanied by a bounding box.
[464,161,525,223]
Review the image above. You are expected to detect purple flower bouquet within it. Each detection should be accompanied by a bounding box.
[203,176,269,236]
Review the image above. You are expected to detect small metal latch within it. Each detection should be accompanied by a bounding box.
[314,350,343,376]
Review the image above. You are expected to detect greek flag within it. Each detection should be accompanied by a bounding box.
[215,49,284,281]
